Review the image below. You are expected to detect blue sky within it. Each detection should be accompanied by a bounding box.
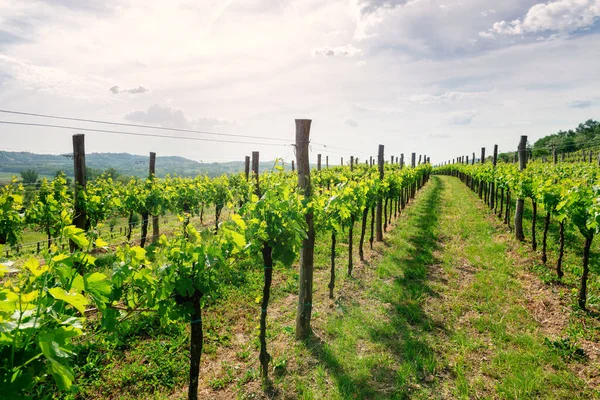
[0,0,598,164]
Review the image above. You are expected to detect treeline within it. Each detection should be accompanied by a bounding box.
[496,119,600,162]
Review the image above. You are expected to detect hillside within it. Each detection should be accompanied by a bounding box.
[0,151,288,180]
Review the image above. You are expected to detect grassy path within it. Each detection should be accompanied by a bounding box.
[65,175,599,399]
[283,175,597,399]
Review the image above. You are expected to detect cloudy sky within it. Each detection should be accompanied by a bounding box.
[0,0,599,165]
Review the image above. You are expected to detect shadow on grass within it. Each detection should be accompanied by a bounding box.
[303,176,449,399]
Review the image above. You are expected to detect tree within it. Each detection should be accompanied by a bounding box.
[20,169,38,184]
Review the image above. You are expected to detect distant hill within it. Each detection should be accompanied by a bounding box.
[0,151,290,180]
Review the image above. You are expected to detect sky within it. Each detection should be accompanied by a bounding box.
[0,0,599,165]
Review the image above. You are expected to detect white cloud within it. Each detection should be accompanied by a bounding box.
[353,104,404,114]
[478,31,495,40]
[481,9,496,17]
[109,85,149,94]
[0,54,109,101]
[125,104,231,129]
[345,118,358,127]
[313,44,363,57]
[408,91,490,104]
[446,110,480,125]
[490,0,600,36]
[427,132,451,139]
[567,99,592,108]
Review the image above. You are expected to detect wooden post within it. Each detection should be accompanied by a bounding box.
[326,155,329,168]
[291,160,295,172]
[252,151,260,193]
[295,119,315,340]
[317,154,322,171]
[490,145,498,210]
[472,152,475,165]
[71,134,86,252]
[350,156,354,171]
[418,155,422,165]
[340,157,343,166]
[466,155,469,164]
[400,153,404,168]
[245,156,250,180]
[515,136,527,241]
[150,152,159,243]
[411,153,416,168]
[481,147,485,164]
[369,156,373,166]
[376,145,384,242]
[589,151,593,163]
[390,155,394,164]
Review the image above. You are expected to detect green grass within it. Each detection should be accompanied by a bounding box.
[34,176,599,399]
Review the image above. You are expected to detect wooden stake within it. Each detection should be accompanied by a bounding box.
[245,156,250,180]
[515,136,527,241]
[317,154,322,171]
[150,152,159,244]
[490,145,498,210]
[252,151,260,194]
[376,145,384,242]
[295,119,315,340]
[71,134,87,252]
[411,153,416,168]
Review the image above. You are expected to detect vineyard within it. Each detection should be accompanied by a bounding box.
[2,127,600,398]
[436,156,600,310]
[0,126,434,398]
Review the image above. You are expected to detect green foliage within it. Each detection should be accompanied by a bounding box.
[20,169,39,184]
[0,179,24,245]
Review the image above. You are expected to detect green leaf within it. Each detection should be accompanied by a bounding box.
[47,358,75,391]
[84,272,111,305]
[48,287,89,315]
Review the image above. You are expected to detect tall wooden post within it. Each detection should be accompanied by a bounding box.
[150,152,159,243]
[411,153,416,168]
[466,155,469,164]
[317,154,322,171]
[390,155,394,164]
[341,157,343,166]
[418,155,422,165]
[295,119,315,340]
[376,145,384,242]
[481,147,485,164]
[400,153,404,168]
[490,145,498,210]
[291,160,295,172]
[252,151,260,194]
[350,156,354,171]
[71,134,86,252]
[472,152,475,165]
[326,155,329,168]
[245,156,250,180]
[515,136,527,241]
